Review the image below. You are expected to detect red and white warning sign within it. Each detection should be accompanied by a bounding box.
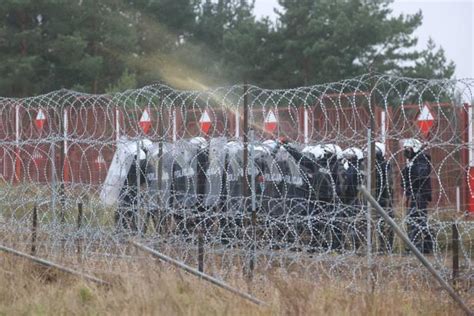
[199,110,212,134]
[32,150,44,162]
[95,153,106,165]
[416,104,435,137]
[35,109,46,130]
[139,109,151,134]
[264,110,278,133]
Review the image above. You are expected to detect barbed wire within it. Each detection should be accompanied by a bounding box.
[0,74,472,292]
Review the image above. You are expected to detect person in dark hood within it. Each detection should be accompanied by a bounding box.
[401,138,433,254]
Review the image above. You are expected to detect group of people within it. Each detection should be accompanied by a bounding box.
[106,136,434,254]
[278,138,433,253]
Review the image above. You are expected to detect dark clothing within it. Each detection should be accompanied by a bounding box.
[329,155,342,200]
[401,152,433,253]
[341,160,362,206]
[407,199,433,253]
[375,159,393,207]
[375,158,394,252]
[196,148,209,201]
[116,158,148,232]
[283,145,336,202]
[120,158,148,203]
[340,159,364,251]
[283,144,341,250]
[401,153,432,203]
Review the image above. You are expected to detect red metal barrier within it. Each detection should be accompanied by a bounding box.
[0,96,469,213]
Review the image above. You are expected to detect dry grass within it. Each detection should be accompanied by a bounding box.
[0,253,469,316]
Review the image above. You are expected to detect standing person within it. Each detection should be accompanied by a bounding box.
[116,149,148,233]
[341,147,364,205]
[341,147,364,250]
[373,142,394,253]
[278,138,340,251]
[195,137,209,231]
[401,139,433,254]
[172,137,207,238]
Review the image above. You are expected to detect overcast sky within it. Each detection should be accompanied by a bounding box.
[253,0,474,79]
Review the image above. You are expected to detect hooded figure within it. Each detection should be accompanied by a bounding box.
[401,138,433,254]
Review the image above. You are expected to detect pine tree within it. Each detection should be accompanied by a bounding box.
[0,0,139,96]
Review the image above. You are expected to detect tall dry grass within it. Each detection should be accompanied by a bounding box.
[0,253,468,315]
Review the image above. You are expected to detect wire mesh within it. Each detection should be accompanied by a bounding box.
[0,74,472,291]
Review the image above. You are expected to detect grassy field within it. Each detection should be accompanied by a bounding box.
[0,185,472,315]
[0,253,470,316]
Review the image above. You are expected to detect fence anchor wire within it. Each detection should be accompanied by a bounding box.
[360,186,473,316]
[129,240,268,307]
[0,244,109,286]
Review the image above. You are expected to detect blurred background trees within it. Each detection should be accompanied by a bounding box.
[0,0,455,96]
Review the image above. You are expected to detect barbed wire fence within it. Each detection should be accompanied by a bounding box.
[0,74,472,295]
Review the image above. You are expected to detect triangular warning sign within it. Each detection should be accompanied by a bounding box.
[264,110,278,133]
[32,150,43,161]
[95,154,106,164]
[416,104,435,137]
[139,109,152,134]
[35,109,46,130]
[199,110,212,134]
[417,105,434,121]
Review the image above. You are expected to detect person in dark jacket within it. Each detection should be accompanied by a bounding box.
[340,147,364,250]
[341,147,364,205]
[278,138,341,250]
[173,137,208,238]
[116,153,148,233]
[401,139,433,254]
[195,138,210,231]
[373,142,394,253]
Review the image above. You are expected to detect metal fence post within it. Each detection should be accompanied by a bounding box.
[77,202,83,262]
[242,84,252,279]
[452,186,461,287]
[136,139,141,234]
[249,129,256,280]
[198,226,204,273]
[31,204,38,255]
[366,128,372,268]
[360,186,472,316]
